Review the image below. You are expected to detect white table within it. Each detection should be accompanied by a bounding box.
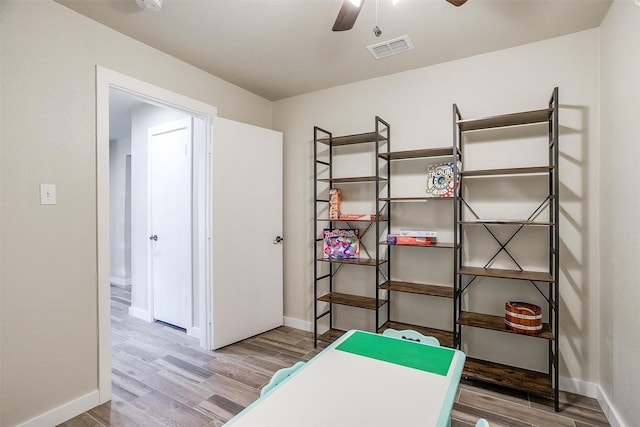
[225,330,466,427]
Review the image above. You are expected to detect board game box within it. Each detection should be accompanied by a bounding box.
[323,229,360,259]
[425,162,461,198]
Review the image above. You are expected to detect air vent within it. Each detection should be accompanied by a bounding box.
[367,35,414,60]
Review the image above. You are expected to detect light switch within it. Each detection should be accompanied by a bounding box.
[40,184,57,205]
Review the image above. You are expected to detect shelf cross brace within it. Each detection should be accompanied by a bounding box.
[462,196,552,271]
[531,281,552,304]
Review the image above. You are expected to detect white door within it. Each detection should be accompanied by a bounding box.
[211,118,283,349]
[149,118,192,329]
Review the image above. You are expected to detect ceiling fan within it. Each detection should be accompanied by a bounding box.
[332,0,468,32]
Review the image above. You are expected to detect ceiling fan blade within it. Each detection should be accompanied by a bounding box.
[332,0,364,32]
[446,0,468,6]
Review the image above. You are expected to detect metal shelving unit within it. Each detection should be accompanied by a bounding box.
[453,88,560,410]
[313,117,390,346]
[375,147,460,347]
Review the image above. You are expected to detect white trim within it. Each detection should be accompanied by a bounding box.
[597,387,628,427]
[96,66,217,404]
[96,67,112,405]
[283,316,330,335]
[284,316,312,332]
[18,391,99,427]
[559,375,600,397]
[187,326,201,339]
[558,377,627,427]
[128,306,152,322]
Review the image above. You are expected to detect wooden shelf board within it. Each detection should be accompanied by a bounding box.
[317,132,387,146]
[379,281,453,298]
[380,241,455,249]
[317,257,380,266]
[459,220,554,226]
[457,266,554,283]
[378,321,454,348]
[317,328,347,344]
[458,311,554,340]
[458,108,553,131]
[317,176,385,184]
[379,196,453,202]
[378,147,454,160]
[460,166,553,177]
[317,292,386,310]
[463,357,554,398]
[317,218,384,223]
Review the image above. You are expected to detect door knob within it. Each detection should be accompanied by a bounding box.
[149,234,158,241]
[273,235,284,244]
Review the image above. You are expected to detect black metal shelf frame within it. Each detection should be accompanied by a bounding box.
[375,146,459,337]
[453,88,560,411]
[313,117,390,347]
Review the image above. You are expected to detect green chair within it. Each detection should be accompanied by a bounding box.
[476,419,490,427]
[382,328,440,347]
[260,361,305,397]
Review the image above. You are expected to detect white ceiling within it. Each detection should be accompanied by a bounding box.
[56,0,612,101]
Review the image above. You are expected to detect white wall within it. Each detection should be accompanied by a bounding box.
[0,1,272,425]
[109,137,132,286]
[599,1,640,425]
[274,29,601,381]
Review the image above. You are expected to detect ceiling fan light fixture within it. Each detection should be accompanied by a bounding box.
[136,0,163,11]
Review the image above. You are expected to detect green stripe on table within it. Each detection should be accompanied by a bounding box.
[336,331,454,376]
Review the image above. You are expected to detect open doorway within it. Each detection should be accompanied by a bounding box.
[97,66,218,404]
[109,91,203,336]
[97,67,284,407]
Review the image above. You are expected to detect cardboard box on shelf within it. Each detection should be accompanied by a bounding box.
[399,229,437,239]
[329,188,341,220]
[396,236,435,246]
[339,214,376,221]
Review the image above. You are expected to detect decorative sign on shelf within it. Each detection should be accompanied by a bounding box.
[425,162,460,198]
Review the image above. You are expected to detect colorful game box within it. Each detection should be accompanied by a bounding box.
[425,162,461,198]
[323,229,360,259]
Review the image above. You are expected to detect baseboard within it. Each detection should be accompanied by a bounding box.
[559,376,600,398]
[597,387,628,427]
[128,306,152,322]
[187,326,200,339]
[283,316,329,334]
[110,276,131,287]
[283,316,312,332]
[19,390,99,427]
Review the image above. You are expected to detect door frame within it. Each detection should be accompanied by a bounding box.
[96,66,217,404]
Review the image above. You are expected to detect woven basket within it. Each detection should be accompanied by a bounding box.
[505,301,542,335]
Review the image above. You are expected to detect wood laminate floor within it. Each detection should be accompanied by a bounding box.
[60,285,610,427]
